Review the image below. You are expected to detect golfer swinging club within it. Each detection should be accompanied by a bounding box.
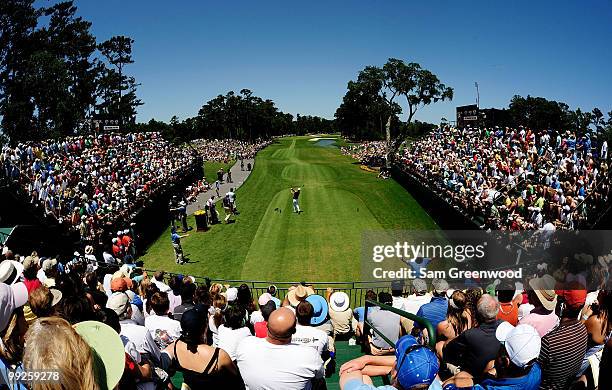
[291,187,301,213]
[171,226,189,264]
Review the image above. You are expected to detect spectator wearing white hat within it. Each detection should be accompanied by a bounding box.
[84,245,97,265]
[326,289,356,339]
[443,322,542,389]
[250,293,273,325]
[0,282,28,373]
[0,259,24,286]
[107,291,162,366]
[112,236,122,258]
[225,287,238,303]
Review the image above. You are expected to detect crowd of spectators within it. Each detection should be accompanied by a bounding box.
[341,141,388,167]
[397,126,610,230]
[0,132,201,251]
[340,265,612,390]
[342,127,610,230]
[2,241,611,389]
[191,138,272,162]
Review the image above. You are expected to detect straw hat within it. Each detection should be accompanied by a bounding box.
[528,275,558,311]
[287,285,314,307]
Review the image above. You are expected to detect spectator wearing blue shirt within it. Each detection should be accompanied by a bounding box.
[354,290,377,339]
[170,227,189,265]
[340,335,441,390]
[408,257,432,277]
[414,279,449,334]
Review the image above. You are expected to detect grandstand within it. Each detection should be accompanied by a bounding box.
[1,127,610,389]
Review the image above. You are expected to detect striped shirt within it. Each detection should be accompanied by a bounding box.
[414,296,448,330]
[538,319,587,390]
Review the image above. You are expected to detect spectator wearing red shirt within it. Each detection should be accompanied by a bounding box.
[112,238,122,258]
[254,301,276,338]
[121,230,132,250]
[21,255,43,294]
[496,281,521,326]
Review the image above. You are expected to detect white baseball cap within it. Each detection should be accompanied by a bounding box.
[496,322,541,368]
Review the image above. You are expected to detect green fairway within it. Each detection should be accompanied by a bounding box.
[141,136,437,282]
[203,159,235,183]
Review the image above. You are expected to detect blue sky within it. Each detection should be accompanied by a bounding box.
[72,0,612,124]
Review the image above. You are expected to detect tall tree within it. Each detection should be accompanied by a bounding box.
[44,1,100,130]
[98,36,141,127]
[337,58,452,163]
[0,0,39,141]
[335,79,395,140]
[383,59,453,157]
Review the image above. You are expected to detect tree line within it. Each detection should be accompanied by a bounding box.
[335,58,612,148]
[502,95,612,141]
[2,2,609,148]
[0,0,141,143]
[136,89,336,143]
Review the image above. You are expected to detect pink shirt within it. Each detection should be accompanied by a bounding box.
[519,311,560,337]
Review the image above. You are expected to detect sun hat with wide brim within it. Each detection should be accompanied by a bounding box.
[286,285,314,307]
[0,260,24,285]
[74,321,125,390]
[306,294,329,326]
[528,275,558,311]
[0,282,28,332]
[329,291,350,312]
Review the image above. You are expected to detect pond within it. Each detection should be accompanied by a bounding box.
[315,139,337,147]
